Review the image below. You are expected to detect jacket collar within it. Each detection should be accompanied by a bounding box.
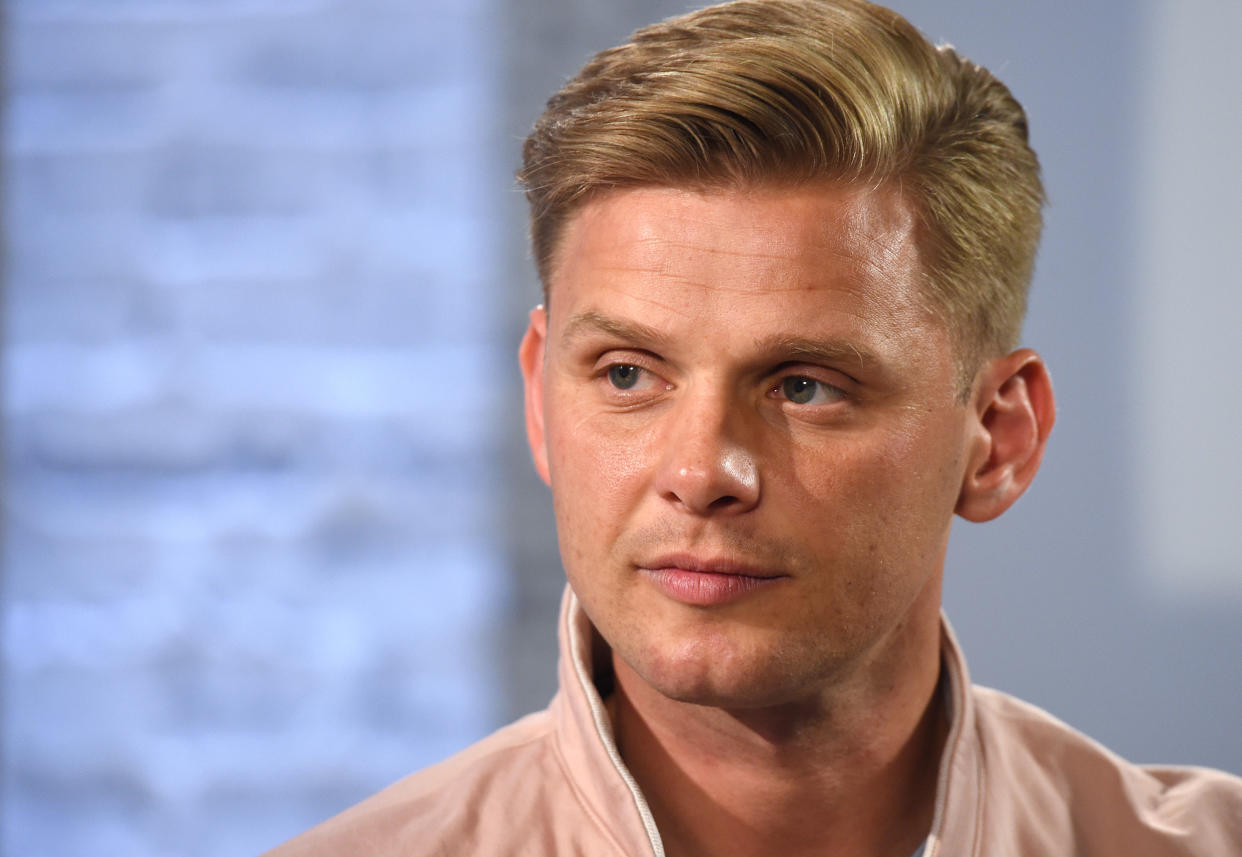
[926,615,981,857]
[551,587,665,856]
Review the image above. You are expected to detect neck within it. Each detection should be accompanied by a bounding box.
[608,599,947,857]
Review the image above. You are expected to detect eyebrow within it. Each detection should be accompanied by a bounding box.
[759,335,878,374]
[560,311,670,349]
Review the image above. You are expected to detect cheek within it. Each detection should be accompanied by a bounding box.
[548,411,657,495]
[858,423,966,566]
[782,434,900,516]
[783,422,962,550]
[546,414,659,558]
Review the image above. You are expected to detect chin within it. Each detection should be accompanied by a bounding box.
[622,630,829,710]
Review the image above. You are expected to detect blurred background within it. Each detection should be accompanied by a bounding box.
[2,0,1239,854]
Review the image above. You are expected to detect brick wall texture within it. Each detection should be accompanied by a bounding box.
[3,1,510,854]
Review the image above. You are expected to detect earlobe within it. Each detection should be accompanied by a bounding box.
[956,349,1056,523]
[519,305,551,486]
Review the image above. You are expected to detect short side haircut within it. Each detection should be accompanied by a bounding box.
[518,0,1045,370]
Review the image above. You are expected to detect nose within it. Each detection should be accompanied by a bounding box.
[655,394,760,516]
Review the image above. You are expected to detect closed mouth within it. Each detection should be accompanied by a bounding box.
[640,553,785,579]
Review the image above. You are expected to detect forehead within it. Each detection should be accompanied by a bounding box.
[546,183,943,357]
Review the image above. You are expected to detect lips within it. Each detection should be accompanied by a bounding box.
[638,554,788,606]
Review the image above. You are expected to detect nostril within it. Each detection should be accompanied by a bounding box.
[658,450,760,515]
[656,416,760,515]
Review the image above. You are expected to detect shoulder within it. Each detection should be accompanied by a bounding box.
[971,686,1242,854]
[262,709,572,857]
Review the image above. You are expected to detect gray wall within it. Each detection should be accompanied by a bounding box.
[3,1,1238,855]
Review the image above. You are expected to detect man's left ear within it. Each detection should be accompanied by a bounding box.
[956,348,1056,523]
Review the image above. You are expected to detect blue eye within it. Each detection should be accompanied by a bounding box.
[608,365,642,390]
[782,377,819,404]
[779,376,843,405]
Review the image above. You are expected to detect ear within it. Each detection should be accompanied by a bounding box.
[518,305,551,486]
[956,348,1056,523]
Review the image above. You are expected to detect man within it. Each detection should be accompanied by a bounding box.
[267,1,1242,854]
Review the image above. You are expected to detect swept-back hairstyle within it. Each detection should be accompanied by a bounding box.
[518,0,1044,369]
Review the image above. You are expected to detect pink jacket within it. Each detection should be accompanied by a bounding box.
[265,589,1242,856]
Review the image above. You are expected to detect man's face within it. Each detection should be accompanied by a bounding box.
[521,183,981,709]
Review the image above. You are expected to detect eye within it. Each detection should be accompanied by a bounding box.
[776,376,846,406]
[607,364,644,390]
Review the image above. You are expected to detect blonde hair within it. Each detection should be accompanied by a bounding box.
[518,0,1044,370]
